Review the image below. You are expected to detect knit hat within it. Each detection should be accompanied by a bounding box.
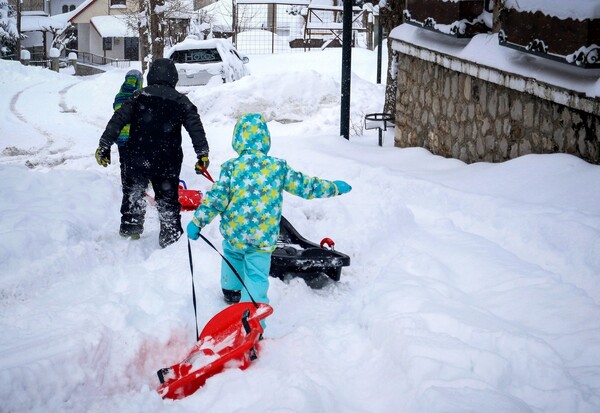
[114,70,143,111]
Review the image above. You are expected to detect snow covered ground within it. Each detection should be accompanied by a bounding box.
[1,44,600,413]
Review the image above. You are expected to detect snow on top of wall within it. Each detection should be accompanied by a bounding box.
[504,0,600,21]
[390,24,600,101]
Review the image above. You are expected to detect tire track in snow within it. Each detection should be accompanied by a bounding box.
[2,81,97,167]
[6,84,55,156]
[58,82,79,113]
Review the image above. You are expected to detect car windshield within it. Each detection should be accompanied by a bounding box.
[170,48,222,64]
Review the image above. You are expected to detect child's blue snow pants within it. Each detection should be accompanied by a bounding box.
[220,240,271,305]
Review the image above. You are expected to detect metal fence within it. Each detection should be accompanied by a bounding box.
[67,49,131,68]
[233,2,312,54]
[29,60,51,68]
[233,2,374,55]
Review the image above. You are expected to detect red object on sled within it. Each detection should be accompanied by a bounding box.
[146,179,203,211]
[156,302,273,400]
[178,180,203,211]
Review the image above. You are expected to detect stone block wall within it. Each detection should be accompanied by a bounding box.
[394,50,600,164]
[74,63,105,76]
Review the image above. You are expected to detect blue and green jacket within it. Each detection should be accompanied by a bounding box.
[192,113,340,251]
[113,70,143,146]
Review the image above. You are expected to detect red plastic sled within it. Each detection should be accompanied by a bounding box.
[156,302,273,400]
[178,180,203,211]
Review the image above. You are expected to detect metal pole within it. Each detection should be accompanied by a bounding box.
[339,0,352,140]
[271,4,276,54]
[376,13,382,84]
[232,0,237,46]
[16,0,22,58]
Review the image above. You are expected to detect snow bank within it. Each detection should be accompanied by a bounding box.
[1,46,600,413]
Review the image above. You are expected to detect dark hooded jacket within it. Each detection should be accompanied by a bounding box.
[100,58,208,175]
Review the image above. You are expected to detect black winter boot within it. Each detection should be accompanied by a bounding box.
[159,221,183,248]
[119,218,144,239]
[222,289,241,304]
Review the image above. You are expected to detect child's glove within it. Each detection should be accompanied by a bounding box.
[334,180,352,195]
[95,146,111,167]
[195,151,210,174]
[186,220,201,240]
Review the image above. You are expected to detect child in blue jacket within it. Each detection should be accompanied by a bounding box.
[186,113,351,306]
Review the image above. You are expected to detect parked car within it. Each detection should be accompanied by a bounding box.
[165,36,250,87]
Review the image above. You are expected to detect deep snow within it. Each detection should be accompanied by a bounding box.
[1,43,600,413]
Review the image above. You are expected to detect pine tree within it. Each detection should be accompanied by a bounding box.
[0,0,19,57]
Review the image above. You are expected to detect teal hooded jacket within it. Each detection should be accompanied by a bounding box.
[192,113,340,251]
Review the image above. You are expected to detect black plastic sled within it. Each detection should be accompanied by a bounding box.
[270,216,350,288]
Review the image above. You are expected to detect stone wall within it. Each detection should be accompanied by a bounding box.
[393,46,600,164]
[74,63,105,76]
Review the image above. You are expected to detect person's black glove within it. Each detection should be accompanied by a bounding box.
[95,146,111,167]
[195,151,210,174]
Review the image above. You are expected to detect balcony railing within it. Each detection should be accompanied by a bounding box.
[67,49,131,68]
[21,0,45,12]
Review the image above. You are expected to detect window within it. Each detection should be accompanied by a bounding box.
[103,37,112,51]
[169,49,222,64]
[110,0,126,6]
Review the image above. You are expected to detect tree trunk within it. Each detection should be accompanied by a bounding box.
[492,0,504,33]
[380,1,404,121]
[138,0,165,73]
[16,0,21,58]
[138,0,151,73]
[150,0,165,61]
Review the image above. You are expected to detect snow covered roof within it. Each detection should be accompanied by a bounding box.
[504,0,600,21]
[90,15,137,38]
[21,12,73,32]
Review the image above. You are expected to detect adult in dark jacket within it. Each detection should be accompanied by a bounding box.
[96,58,210,248]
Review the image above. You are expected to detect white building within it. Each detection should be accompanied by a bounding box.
[68,0,138,61]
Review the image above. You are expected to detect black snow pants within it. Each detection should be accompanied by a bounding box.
[119,153,183,248]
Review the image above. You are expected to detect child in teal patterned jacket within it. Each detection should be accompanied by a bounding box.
[186,113,351,307]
